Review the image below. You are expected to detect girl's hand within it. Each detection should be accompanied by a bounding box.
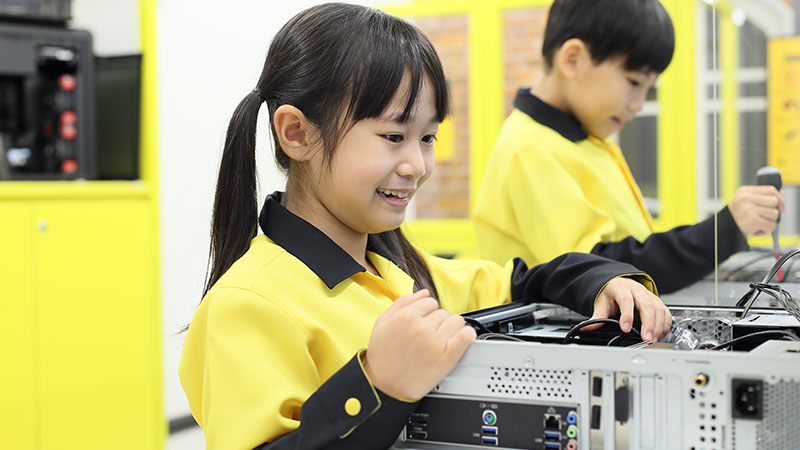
[582,277,672,342]
[363,289,477,401]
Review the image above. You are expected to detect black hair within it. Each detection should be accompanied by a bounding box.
[542,0,675,74]
[204,3,449,299]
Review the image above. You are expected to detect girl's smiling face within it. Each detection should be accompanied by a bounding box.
[291,75,439,241]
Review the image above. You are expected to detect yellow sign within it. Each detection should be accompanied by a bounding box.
[768,36,800,184]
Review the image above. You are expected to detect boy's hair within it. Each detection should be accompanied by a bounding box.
[542,0,675,74]
[206,3,448,299]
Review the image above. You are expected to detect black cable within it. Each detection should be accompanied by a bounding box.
[463,316,495,335]
[782,256,797,282]
[563,318,642,344]
[707,330,799,351]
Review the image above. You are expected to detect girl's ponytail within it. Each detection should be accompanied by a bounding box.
[204,91,264,296]
[200,3,451,300]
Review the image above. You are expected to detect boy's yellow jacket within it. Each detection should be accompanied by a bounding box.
[474,89,654,266]
[474,89,748,294]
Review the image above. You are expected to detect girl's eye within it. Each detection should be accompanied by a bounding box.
[421,134,438,144]
[628,78,641,87]
[383,134,404,143]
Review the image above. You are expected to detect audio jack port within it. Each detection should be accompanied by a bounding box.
[566,424,578,439]
[694,373,710,387]
[566,411,578,424]
[566,440,578,450]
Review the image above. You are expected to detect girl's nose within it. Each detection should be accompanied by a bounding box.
[398,143,426,180]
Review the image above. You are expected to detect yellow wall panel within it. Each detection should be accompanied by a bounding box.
[0,204,38,450]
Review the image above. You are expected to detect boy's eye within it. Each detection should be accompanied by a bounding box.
[422,134,438,144]
[382,134,404,143]
[627,78,641,87]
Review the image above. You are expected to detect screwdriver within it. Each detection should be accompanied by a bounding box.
[755,166,783,282]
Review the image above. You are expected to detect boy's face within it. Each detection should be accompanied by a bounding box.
[567,57,658,139]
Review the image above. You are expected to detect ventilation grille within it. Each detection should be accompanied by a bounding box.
[486,366,574,399]
[757,380,800,450]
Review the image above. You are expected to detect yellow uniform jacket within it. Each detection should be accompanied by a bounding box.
[179,191,653,450]
[474,89,747,294]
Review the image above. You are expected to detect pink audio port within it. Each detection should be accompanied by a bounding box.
[566,440,578,450]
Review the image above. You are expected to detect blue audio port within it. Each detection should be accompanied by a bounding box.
[566,411,578,424]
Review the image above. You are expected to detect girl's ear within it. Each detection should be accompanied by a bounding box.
[555,38,591,80]
[273,104,316,161]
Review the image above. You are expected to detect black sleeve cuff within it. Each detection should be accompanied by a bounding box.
[509,254,651,316]
[256,352,419,450]
[316,351,382,438]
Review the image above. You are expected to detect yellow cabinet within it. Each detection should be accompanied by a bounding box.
[0,186,162,450]
[0,203,37,450]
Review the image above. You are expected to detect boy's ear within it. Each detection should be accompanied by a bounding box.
[273,104,316,162]
[555,38,591,80]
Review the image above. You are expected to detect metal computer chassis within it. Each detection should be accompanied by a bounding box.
[392,333,800,450]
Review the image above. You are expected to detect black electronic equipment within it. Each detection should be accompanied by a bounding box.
[0,0,71,24]
[0,21,95,179]
[95,54,141,180]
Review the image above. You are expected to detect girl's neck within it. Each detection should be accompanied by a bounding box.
[283,190,379,276]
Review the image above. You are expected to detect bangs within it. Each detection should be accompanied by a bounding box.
[330,10,449,125]
[618,3,674,73]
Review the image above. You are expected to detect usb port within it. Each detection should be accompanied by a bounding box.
[481,426,498,435]
[408,431,427,440]
[544,431,561,441]
[409,415,428,426]
[544,443,561,450]
[481,436,498,446]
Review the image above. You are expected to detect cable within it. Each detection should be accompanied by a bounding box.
[782,255,797,282]
[563,318,642,344]
[707,330,799,351]
[738,282,800,322]
[738,248,800,320]
[476,333,525,342]
[463,317,494,335]
[718,250,774,281]
[606,334,626,347]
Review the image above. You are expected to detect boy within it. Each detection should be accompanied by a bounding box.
[473,0,785,293]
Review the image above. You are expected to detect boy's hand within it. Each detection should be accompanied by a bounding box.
[582,277,672,342]
[363,289,476,401]
[729,185,785,237]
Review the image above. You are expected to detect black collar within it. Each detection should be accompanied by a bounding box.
[258,191,400,289]
[513,88,587,142]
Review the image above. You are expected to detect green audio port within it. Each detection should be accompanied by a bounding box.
[566,424,578,439]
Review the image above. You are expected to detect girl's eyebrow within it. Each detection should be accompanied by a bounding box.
[378,113,439,125]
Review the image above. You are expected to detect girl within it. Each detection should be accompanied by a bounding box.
[179,3,672,449]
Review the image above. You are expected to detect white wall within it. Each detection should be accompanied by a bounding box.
[158,0,366,421]
[70,0,140,56]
